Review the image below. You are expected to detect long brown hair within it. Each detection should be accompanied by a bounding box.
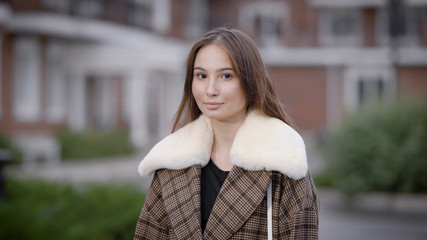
[172,27,295,132]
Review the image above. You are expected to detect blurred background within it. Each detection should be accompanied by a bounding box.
[0,0,426,239]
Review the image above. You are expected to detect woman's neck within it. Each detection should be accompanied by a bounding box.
[210,119,244,171]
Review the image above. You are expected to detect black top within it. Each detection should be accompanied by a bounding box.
[201,160,230,232]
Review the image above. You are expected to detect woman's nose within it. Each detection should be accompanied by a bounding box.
[206,79,219,96]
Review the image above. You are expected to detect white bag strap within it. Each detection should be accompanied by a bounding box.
[267,181,273,240]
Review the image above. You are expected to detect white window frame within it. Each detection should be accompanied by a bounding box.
[344,66,396,110]
[318,8,363,47]
[13,36,42,123]
[239,1,289,46]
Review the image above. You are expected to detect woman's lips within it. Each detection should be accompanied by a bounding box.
[204,102,223,110]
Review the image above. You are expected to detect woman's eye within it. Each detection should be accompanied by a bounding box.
[196,73,207,79]
[222,73,232,79]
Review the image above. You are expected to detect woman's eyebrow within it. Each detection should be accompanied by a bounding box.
[194,67,205,71]
[193,67,233,72]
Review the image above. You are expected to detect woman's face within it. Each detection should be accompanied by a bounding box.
[192,44,247,124]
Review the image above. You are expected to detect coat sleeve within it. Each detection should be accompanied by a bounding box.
[134,171,170,240]
[278,173,319,240]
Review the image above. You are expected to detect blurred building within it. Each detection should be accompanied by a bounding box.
[0,0,426,164]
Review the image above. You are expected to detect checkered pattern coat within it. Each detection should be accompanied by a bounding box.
[135,111,319,239]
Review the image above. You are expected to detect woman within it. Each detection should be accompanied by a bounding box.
[135,27,318,239]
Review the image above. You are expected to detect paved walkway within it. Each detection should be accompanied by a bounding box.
[318,189,427,240]
[5,153,427,240]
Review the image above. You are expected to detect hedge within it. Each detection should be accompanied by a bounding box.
[57,128,135,160]
[320,99,427,195]
[0,179,146,240]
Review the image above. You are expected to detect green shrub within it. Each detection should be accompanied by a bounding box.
[313,171,334,188]
[0,132,22,165]
[57,128,135,159]
[321,99,427,195]
[0,178,146,240]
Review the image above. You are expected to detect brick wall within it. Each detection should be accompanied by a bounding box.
[398,67,427,99]
[269,66,327,130]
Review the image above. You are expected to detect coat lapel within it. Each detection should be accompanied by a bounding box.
[158,165,203,240]
[203,167,271,240]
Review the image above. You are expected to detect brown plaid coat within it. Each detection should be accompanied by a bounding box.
[134,165,318,239]
[135,112,318,239]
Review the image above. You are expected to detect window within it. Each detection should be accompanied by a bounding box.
[41,0,105,18]
[74,0,104,18]
[151,0,171,33]
[122,76,132,124]
[45,41,66,123]
[85,76,114,128]
[147,72,167,140]
[0,36,2,119]
[186,0,208,38]
[239,2,288,46]
[129,0,153,29]
[40,0,70,13]
[13,37,41,123]
[318,8,363,46]
[254,13,282,46]
[376,7,423,46]
[345,66,396,109]
[357,77,385,105]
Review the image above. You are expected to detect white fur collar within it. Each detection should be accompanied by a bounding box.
[138,111,307,180]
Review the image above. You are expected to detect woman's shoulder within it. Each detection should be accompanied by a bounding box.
[153,165,200,187]
[138,115,212,177]
[231,111,308,180]
[273,171,316,192]
[272,171,318,209]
